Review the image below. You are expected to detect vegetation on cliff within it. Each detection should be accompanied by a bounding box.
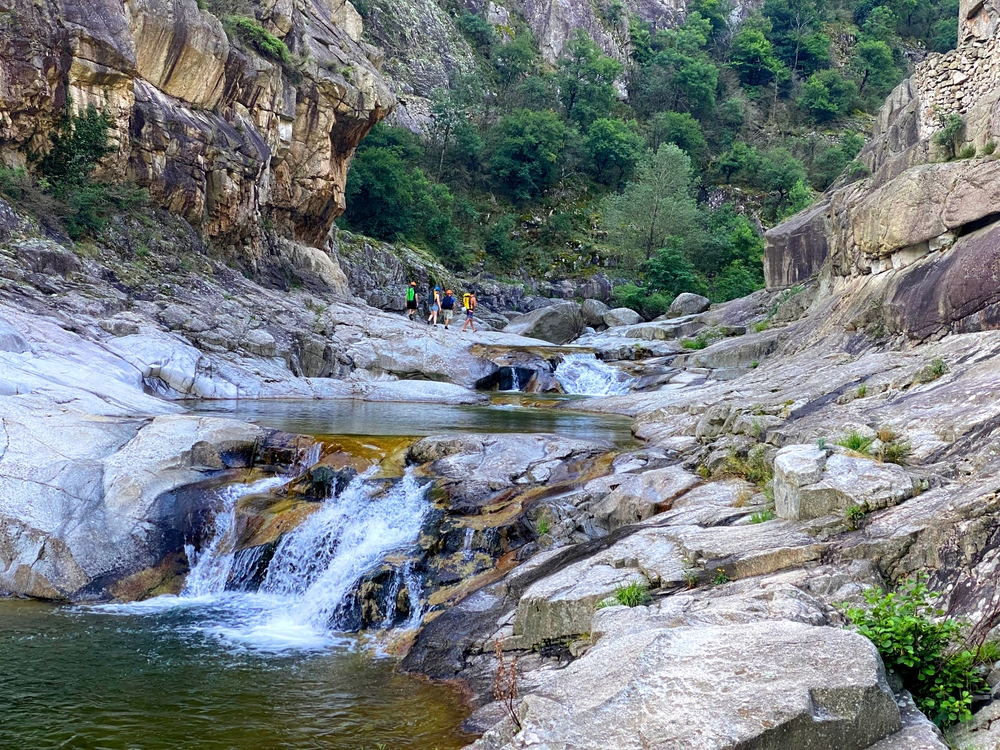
[340,0,957,314]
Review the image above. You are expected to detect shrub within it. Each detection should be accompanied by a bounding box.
[843,578,989,728]
[916,357,949,383]
[750,509,774,523]
[933,114,964,161]
[536,517,550,535]
[836,430,875,455]
[717,444,772,487]
[959,144,977,160]
[847,160,871,180]
[599,581,651,608]
[879,439,912,466]
[845,503,866,530]
[227,16,291,64]
[712,570,730,585]
[856,384,867,398]
[984,140,997,156]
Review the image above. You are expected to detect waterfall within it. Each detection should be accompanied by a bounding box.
[555,353,635,396]
[509,368,521,391]
[183,475,288,597]
[259,469,430,631]
[95,467,430,652]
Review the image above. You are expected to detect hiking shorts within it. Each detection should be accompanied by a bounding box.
[443,310,454,323]
[466,309,475,318]
[430,303,439,312]
[406,300,417,310]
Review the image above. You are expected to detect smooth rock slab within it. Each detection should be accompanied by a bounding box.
[473,621,901,750]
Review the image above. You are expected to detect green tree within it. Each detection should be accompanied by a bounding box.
[716,141,761,184]
[729,17,787,86]
[798,69,858,122]
[585,118,645,185]
[756,147,807,203]
[645,244,708,296]
[849,40,899,99]
[633,14,719,117]
[600,145,701,266]
[762,0,830,75]
[648,111,707,165]
[489,109,569,201]
[555,29,623,127]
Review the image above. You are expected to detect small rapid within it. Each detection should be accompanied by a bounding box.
[555,353,635,396]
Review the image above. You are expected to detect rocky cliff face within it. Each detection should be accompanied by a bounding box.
[363,0,696,129]
[0,0,394,252]
[764,0,1000,342]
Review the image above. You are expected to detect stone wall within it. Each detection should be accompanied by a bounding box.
[913,32,1000,138]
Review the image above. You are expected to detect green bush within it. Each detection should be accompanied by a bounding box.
[611,283,672,320]
[836,430,875,455]
[916,357,949,383]
[984,140,997,156]
[845,503,866,530]
[843,578,989,727]
[598,581,651,608]
[750,509,774,523]
[227,16,291,64]
[8,104,149,241]
[933,114,964,161]
[958,144,977,160]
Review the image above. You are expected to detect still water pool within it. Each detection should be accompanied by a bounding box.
[0,598,474,750]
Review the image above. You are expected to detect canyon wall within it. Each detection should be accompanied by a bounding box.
[0,0,394,252]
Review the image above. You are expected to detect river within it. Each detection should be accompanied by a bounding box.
[0,387,635,749]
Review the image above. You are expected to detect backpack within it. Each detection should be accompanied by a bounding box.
[442,294,455,310]
[406,287,416,302]
[463,292,473,309]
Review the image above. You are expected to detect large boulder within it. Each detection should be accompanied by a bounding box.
[668,292,712,317]
[580,298,610,327]
[503,301,585,344]
[473,621,902,750]
[589,465,700,531]
[602,307,644,327]
[774,445,916,520]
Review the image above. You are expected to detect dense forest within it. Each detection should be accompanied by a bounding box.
[340,0,958,316]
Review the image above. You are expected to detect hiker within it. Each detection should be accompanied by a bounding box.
[405,281,419,321]
[461,291,477,333]
[441,288,456,329]
[427,286,442,326]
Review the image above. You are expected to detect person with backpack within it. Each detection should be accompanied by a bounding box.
[461,291,477,333]
[405,281,419,321]
[427,286,442,326]
[441,289,456,329]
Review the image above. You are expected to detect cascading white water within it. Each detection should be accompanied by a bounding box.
[95,467,430,652]
[182,475,288,597]
[259,468,430,632]
[555,353,635,396]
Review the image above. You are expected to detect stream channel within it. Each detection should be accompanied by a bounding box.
[0,362,637,750]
